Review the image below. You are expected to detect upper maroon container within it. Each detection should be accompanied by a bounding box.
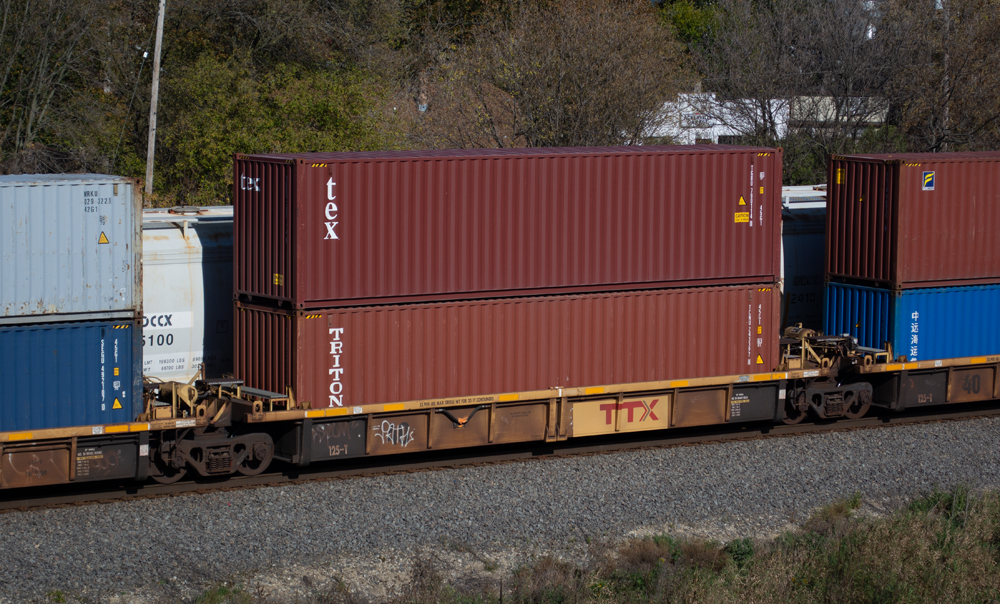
[234,146,782,307]
[827,152,1000,289]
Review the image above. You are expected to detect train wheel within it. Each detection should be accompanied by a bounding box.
[844,391,871,420]
[782,391,808,425]
[237,435,274,476]
[149,457,187,484]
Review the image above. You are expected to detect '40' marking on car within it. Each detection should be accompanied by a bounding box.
[598,399,659,425]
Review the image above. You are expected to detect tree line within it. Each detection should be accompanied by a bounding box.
[1,0,998,203]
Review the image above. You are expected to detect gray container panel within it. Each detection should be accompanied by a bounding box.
[0,175,140,320]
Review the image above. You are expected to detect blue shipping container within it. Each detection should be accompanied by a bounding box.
[0,320,142,432]
[825,282,1000,361]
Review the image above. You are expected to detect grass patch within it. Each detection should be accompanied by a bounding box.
[45,591,67,604]
[195,583,253,604]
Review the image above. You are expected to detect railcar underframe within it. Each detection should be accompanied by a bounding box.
[0,354,998,491]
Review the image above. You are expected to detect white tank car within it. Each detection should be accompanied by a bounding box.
[142,206,233,382]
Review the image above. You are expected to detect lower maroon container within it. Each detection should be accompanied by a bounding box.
[234,284,780,408]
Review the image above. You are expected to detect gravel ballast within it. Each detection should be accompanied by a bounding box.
[2,417,999,602]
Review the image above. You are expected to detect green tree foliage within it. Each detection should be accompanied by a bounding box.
[0,0,407,204]
[157,55,398,204]
[659,0,716,46]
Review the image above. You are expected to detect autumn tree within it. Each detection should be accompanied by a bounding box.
[414,0,693,148]
[882,0,1000,152]
[0,0,110,172]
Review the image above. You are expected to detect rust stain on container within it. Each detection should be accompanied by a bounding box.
[234,146,782,307]
[827,152,1000,288]
[233,284,780,409]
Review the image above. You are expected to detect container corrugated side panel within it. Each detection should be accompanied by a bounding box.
[236,147,782,306]
[0,176,140,322]
[824,282,891,349]
[825,282,1000,360]
[892,285,1000,361]
[828,152,1000,288]
[235,284,779,407]
[0,320,142,432]
[896,159,1000,285]
[826,158,895,284]
[233,157,294,302]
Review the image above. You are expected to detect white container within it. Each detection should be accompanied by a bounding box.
[0,174,140,324]
[142,207,233,382]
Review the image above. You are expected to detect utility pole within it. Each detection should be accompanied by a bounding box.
[145,0,166,195]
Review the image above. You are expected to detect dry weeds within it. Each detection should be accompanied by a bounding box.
[182,486,1000,604]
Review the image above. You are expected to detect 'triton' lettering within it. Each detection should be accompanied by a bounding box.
[324,178,338,240]
[329,327,345,406]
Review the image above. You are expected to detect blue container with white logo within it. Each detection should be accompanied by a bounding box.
[0,320,142,432]
[825,282,1000,361]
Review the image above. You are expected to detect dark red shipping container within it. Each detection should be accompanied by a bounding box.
[234,284,780,408]
[827,152,1000,289]
[234,146,782,307]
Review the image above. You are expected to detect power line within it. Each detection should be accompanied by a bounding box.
[111,23,157,172]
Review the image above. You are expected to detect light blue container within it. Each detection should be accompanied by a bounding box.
[0,320,142,432]
[0,174,140,324]
[825,282,1000,361]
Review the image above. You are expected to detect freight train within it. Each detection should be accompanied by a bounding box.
[1,148,999,490]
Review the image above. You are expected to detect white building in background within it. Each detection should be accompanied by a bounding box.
[647,93,789,145]
[648,93,887,145]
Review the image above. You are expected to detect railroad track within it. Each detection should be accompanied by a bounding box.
[4,401,999,512]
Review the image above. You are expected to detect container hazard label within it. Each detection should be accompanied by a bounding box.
[734,212,750,223]
[738,195,746,206]
[98,232,110,244]
[113,398,122,410]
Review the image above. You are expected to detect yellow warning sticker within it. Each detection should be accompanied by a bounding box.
[757,326,762,334]
[113,398,123,410]
[98,232,110,244]
[734,212,750,223]
[756,355,764,365]
[836,168,844,184]
[113,367,119,376]
[759,187,764,194]
[738,195,746,206]
[273,273,284,286]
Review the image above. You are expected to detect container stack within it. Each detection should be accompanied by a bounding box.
[232,146,783,409]
[0,175,143,431]
[823,152,1000,361]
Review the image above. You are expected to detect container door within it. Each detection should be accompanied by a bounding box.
[826,158,896,285]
